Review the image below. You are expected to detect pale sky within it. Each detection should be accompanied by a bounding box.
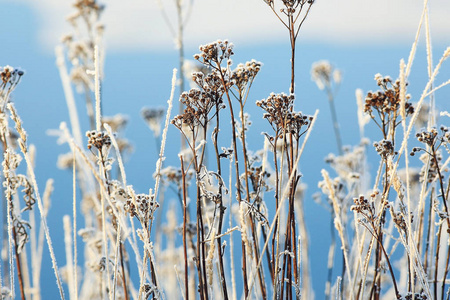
[12,0,450,52]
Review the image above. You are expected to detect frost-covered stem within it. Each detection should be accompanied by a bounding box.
[63,216,75,300]
[175,0,187,151]
[238,100,267,298]
[119,243,129,300]
[94,45,102,132]
[190,140,208,300]
[376,234,400,299]
[55,46,83,146]
[97,148,112,298]
[325,87,343,155]
[216,60,249,297]
[12,225,26,300]
[435,224,443,300]
[180,155,189,300]
[8,103,66,299]
[83,83,96,130]
[271,134,280,287]
[72,152,78,300]
[228,157,237,300]
[247,110,318,300]
[289,25,296,95]
[212,103,229,298]
[154,69,177,204]
[442,244,450,300]
[325,212,336,300]
[431,143,450,229]
[176,0,185,114]
[423,188,435,275]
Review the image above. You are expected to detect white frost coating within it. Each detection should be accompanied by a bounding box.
[440,111,450,118]
[154,68,177,200]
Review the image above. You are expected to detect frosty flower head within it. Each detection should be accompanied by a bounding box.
[86,130,111,150]
[73,0,105,18]
[1,66,25,103]
[415,128,438,146]
[311,60,340,90]
[191,70,226,100]
[124,193,159,222]
[441,125,450,143]
[1,66,24,84]
[373,139,396,159]
[194,40,234,66]
[364,74,414,117]
[257,93,313,141]
[172,87,219,130]
[351,195,375,216]
[410,127,450,158]
[256,93,294,129]
[141,107,165,137]
[231,60,262,91]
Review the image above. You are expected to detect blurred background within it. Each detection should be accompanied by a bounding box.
[1,0,450,298]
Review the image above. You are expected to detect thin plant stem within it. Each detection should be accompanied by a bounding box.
[180,155,189,300]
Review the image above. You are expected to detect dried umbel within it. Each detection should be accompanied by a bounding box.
[124,193,159,223]
[172,79,223,131]
[231,60,262,92]
[373,139,396,159]
[73,0,105,15]
[256,93,313,138]
[86,130,111,150]
[0,65,25,106]
[415,127,439,147]
[256,93,294,130]
[351,195,376,221]
[364,74,414,117]
[194,40,234,67]
[410,126,449,183]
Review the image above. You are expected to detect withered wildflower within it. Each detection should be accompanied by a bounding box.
[410,126,449,183]
[231,60,262,96]
[256,93,313,142]
[351,194,377,223]
[194,40,234,68]
[124,193,159,223]
[364,74,414,120]
[172,72,225,136]
[256,93,295,131]
[86,130,111,150]
[0,66,25,108]
[191,70,226,106]
[373,139,396,159]
[73,0,105,15]
[415,127,438,147]
[352,191,391,220]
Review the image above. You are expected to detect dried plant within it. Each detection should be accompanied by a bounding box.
[2,0,450,300]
